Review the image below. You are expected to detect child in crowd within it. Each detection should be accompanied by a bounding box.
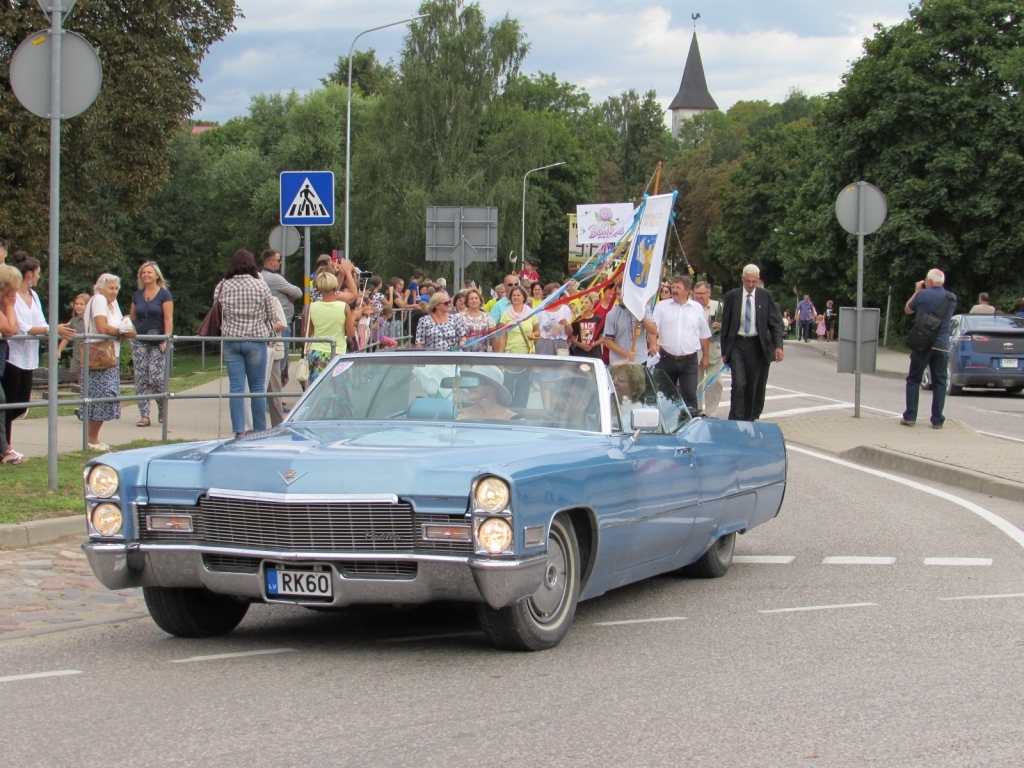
[57,293,90,376]
[815,313,826,342]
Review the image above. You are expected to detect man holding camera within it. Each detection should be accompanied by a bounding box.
[902,268,957,429]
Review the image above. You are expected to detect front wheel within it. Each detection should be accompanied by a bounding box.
[477,515,580,651]
[680,532,736,579]
[143,587,249,638]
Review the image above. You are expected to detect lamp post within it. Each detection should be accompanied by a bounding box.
[344,13,428,262]
[521,161,565,267]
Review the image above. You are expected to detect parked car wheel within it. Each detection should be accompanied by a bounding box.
[477,515,580,651]
[1006,386,1023,395]
[143,586,250,638]
[681,532,736,579]
[947,360,963,396]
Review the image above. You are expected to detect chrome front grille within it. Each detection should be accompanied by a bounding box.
[138,499,472,555]
[204,554,261,573]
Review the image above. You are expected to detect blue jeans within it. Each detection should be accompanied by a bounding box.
[904,349,948,426]
[223,340,267,434]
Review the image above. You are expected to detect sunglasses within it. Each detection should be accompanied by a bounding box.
[505,283,518,287]
[438,301,452,307]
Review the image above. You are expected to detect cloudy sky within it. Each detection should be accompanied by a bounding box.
[193,0,918,123]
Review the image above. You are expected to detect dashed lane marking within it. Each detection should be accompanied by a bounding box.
[763,394,821,401]
[594,616,687,627]
[978,431,1024,444]
[170,648,296,664]
[0,670,82,684]
[789,445,1024,550]
[924,557,992,566]
[823,556,897,565]
[733,555,795,564]
[762,403,852,418]
[938,593,1024,602]
[760,602,877,615]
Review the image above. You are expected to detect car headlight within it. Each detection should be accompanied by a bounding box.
[474,477,510,513]
[477,517,513,554]
[86,465,119,498]
[91,503,123,537]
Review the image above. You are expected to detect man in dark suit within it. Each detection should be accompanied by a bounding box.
[720,264,785,421]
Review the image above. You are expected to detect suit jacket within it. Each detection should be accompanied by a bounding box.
[720,287,785,363]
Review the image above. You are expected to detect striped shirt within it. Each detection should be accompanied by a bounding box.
[214,276,276,338]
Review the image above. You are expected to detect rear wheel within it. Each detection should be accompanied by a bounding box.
[681,532,736,579]
[947,361,962,395]
[143,587,249,638]
[1006,386,1023,395]
[477,515,580,651]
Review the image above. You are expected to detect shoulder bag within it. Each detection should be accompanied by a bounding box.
[905,291,954,355]
[84,299,118,371]
[198,281,223,337]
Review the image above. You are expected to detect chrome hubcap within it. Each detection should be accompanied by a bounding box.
[530,531,568,621]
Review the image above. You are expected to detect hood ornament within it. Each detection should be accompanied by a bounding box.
[278,470,307,487]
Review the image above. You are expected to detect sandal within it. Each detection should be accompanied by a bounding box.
[136,418,151,427]
[1,449,25,466]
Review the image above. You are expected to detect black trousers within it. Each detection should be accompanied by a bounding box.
[0,363,33,446]
[656,351,699,414]
[728,337,770,421]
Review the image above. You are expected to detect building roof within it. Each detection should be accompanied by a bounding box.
[668,33,719,112]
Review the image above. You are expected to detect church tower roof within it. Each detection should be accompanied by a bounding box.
[669,33,718,112]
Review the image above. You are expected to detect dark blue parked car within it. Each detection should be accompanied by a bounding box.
[922,314,1024,395]
[82,354,787,650]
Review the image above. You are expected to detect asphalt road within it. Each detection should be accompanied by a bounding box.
[2,445,1023,767]
[774,343,1024,441]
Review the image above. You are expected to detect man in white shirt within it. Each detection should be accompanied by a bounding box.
[648,274,711,414]
[693,281,723,417]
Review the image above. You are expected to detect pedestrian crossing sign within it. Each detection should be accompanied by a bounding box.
[280,171,335,226]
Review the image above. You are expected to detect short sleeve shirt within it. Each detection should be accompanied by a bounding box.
[603,304,653,365]
[132,286,172,336]
[415,313,467,351]
[570,316,605,358]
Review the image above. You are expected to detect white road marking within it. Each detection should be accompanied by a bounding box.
[733,555,795,564]
[939,593,1024,602]
[595,616,687,627]
[924,557,992,566]
[381,631,482,644]
[978,431,1024,444]
[764,394,819,401]
[762,403,852,418]
[823,556,897,565]
[170,648,296,664]
[0,670,82,684]
[760,602,877,615]
[789,445,1024,549]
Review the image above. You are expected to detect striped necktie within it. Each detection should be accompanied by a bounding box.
[744,292,753,335]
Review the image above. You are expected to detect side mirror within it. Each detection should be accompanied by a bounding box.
[629,407,660,441]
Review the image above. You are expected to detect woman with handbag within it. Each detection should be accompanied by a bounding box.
[1,253,51,454]
[306,271,353,383]
[128,261,173,427]
[83,273,136,452]
[0,264,24,464]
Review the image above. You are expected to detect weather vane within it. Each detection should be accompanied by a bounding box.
[692,12,700,29]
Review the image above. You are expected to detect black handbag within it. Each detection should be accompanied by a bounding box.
[905,291,954,354]
[198,281,223,337]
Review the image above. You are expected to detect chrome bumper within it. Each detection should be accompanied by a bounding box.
[82,542,548,610]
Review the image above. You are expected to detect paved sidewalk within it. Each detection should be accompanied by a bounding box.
[794,338,908,380]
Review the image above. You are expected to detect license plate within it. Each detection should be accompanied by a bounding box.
[999,358,1018,369]
[266,568,333,598]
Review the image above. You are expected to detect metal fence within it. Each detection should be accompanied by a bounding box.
[0,305,423,448]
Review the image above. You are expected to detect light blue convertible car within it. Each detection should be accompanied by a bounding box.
[83,353,787,650]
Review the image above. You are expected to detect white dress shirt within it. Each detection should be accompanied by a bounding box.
[9,290,47,370]
[739,289,758,337]
[652,298,711,356]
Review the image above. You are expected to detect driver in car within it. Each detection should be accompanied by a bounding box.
[456,367,516,421]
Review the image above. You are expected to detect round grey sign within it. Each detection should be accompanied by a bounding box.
[10,30,102,119]
[835,181,887,236]
[268,225,301,257]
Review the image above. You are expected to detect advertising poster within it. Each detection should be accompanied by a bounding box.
[576,203,635,245]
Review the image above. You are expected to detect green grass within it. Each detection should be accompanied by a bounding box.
[0,440,185,525]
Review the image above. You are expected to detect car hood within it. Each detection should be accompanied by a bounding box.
[143,422,604,504]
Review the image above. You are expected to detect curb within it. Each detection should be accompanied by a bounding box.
[796,343,906,381]
[838,445,1024,504]
[0,515,86,549]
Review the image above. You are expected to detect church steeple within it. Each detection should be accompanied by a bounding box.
[669,32,718,138]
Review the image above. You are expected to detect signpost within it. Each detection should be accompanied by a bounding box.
[9,0,102,489]
[835,181,888,417]
[268,225,301,273]
[425,206,498,289]
[280,172,335,306]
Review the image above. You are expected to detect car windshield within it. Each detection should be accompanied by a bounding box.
[289,355,605,433]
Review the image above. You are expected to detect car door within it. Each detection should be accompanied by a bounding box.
[614,367,699,571]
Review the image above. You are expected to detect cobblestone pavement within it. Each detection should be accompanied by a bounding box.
[0,537,145,638]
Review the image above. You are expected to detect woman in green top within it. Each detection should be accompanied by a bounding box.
[307,272,355,382]
[495,285,539,408]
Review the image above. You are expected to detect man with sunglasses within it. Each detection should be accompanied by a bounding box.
[489,274,520,323]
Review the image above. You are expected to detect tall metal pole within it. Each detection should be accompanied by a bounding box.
[344,14,427,263]
[854,182,865,418]
[46,6,63,490]
[521,161,565,264]
[883,284,893,347]
[303,226,311,308]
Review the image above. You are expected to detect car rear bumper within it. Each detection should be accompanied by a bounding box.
[82,542,548,610]
[951,370,1024,389]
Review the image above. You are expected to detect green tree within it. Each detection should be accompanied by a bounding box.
[321,48,397,97]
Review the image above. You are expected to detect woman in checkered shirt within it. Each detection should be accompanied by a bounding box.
[214,250,282,437]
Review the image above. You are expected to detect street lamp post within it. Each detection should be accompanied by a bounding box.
[521,161,565,268]
[344,13,428,263]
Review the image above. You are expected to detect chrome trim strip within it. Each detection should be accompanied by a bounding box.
[205,489,400,505]
[133,542,471,565]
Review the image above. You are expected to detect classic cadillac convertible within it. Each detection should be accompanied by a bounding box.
[83,353,787,650]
